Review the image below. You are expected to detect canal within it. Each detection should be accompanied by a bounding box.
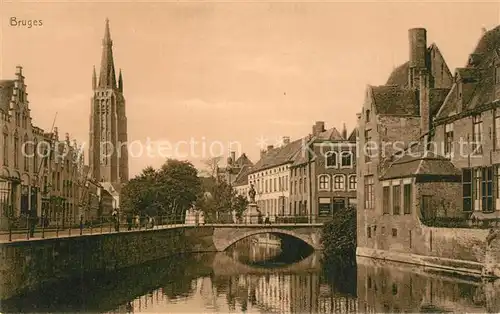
[2,234,500,313]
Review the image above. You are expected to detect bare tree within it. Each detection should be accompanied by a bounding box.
[202,156,223,179]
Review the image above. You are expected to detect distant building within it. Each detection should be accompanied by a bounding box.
[216,151,253,185]
[289,121,357,221]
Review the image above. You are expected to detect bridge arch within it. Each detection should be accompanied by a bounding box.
[212,227,321,252]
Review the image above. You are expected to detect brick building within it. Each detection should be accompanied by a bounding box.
[216,151,253,185]
[0,66,85,228]
[289,121,357,221]
[247,137,299,220]
[357,26,500,269]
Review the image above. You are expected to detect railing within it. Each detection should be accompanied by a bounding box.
[0,214,331,242]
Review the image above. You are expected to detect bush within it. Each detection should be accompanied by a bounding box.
[321,207,357,263]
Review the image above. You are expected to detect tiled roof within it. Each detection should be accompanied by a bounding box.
[372,85,419,115]
[380,151,460,180]
[250,138,305,173]
[235,153,253,167]
[386,62,409,87]
[232,165,251,187]
[0,80,14,112]
[436,26,500,120]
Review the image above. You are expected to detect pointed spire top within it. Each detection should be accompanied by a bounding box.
[92,65,97,89]
[98,18,117,89]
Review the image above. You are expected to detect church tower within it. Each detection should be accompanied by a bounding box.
[89,19,129,190]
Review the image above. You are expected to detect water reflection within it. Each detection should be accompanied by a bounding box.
[2,236,500,313]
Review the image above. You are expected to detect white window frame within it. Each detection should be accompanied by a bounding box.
[333,174,346,191]
[325,151,338,168]
[340,150,353,168]
[318,174,331,191]
[348,175,357,191]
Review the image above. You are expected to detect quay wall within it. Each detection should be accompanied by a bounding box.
[0,226,217,300]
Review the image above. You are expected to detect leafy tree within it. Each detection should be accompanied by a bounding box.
[120,159,202,220]
[321,206,357,265]
[232,195,249,220]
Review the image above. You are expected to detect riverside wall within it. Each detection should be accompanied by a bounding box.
[0,226,217,300]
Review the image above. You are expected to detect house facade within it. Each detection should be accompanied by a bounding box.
[0,66,85,228]
[289,121,357,222]
[356,27,500,277]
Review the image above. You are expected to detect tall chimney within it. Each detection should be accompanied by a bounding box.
[419,68,430,136]
[230,151,236,163]
[283,136,290,145]
[260,149,266,158]
[342,123,347,139]
[312,121,326,136]
[408,28,427,89]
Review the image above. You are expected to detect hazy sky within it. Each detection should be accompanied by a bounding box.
[1,1,499,177]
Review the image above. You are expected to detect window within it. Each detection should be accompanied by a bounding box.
[303,178,307,193]
[333,198,345,212]
[482,167,493,212]
[299,178,302,194]
[319,175,330,191]
[33,139,38,173]
[496,111,500,150]
[265,180,268,193]
[403,184,412,214]
[367,226,371,238]
[340,151,352,167]
[333,175,345,190]
[3,132,8,166]
[364,176,374,209]
[392,228,398,237]
[348,175,357,190]
[496,66,500,84]
[13,136,19,168]
[444,123,453,156]
[365,109,370,123]
[472,115,483,155]
[496,166,500,210]
[393,184,401,215]
[325,151,337,168]
[365,130,372,162]
[421,195,434,219]
[383,185,390,214]
[273,178,277,192]
[463,168,472,212]
[473,168,481,210]
[23,136,30,172]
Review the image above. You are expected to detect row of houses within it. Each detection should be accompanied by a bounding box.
[0,66,115,228]
[218,121,357,221]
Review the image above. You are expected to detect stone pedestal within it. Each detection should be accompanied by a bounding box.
[243,203,261,224]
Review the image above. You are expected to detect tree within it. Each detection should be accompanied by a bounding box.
[120,159,202,220]
[321,206,357,265]
[202,156,222,179]
[232,194,249,220]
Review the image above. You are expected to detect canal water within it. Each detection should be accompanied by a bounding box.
[2,235,500,313]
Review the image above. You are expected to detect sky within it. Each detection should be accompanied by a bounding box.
[0,0,499,177]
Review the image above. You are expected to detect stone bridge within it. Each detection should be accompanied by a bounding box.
[209,223,324,251]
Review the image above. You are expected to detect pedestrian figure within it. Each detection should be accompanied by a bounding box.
[135,214,140,229]
[127,214,133,230]
[28,213,37,237]
[112,209,119,232]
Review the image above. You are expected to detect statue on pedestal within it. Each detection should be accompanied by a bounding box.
[248,183,256,203]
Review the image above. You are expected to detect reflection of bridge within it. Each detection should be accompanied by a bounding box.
[211,252,321,277]
[209,223,324,251]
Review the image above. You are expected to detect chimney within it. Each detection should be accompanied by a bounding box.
[342,123,347,139]
[267,145,274,151]
[312,121,326,136]
[283,136,290,145]
[230,151,236,163]
[408,28,427,89]
[419,68,430,136]
[260,149,266,158]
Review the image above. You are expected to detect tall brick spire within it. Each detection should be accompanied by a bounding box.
[98,18,116,89]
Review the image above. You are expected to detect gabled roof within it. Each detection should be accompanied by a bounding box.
[386,62,409,87]
[0,80,14,112]
[232,165,252,187]
[436,26,500,120]
[235,153,253,167]
[250,138,305,173]
[371,85,419,115]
